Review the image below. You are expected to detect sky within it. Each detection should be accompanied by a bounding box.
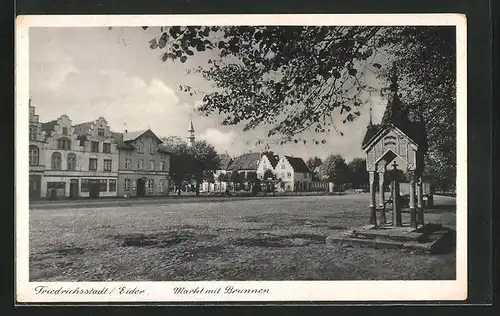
[29,27,390,162]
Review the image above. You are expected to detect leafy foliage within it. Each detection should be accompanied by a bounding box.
[306,156,323,180]
[147,26,383,139]
[319,154,349,187]
[147,26,456,186]
[347,157,368,189]
[160,137,220,193]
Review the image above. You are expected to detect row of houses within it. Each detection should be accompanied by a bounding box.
[201,152,327,193]
[28,103,171,200]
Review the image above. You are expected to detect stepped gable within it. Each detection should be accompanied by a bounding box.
[261,151,280,168]
[72,121,93,135]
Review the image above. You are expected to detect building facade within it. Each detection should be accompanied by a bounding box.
[41,116,119,199]
[113,129,170,197]
[28,103,46,200]
[274,156,313,192]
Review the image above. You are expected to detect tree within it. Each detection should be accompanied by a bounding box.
[319,154,348,191]
[261,169,276,193]
[246,171,259,194]
[147,26,455,186]
[378,27,456,191]
[164,140,193,192]
[188,140,221,195]
[306,156,323,180]
[161,137,220,196]
[229,171,245,191]
[347,157,368,189]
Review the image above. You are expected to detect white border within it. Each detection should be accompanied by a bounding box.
[15,14,467,303]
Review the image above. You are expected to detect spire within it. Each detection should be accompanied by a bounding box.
[380,65,407,126]
[368,104,373,126]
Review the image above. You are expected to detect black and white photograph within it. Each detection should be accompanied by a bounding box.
[16,14,467,302]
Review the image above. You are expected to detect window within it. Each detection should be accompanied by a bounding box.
[281,172,285,179]
[99,179,107,192]
[81,179,90,192]
[29,126,37,140]
[149,160,155,171]
[149,144,156,154]
[147,179,154,194]
[29,145,39,166]
[137,142,143,153]
[124,157,131,169]
[287,172,292,178]
[62,127,68,135]
[124,178,131,191]
[138,159,144,170]
[89,158,98,171]
[281,163,285,169]
[97,128,105,136]
[103,143,111,153]
[67,153,77,170]
[47,182,65,190]
[57,138,71,150]
[159,179,164,192]
[51,152,62,170]
[109,179,117,192]
[91,141,99,152]
[104,159,112,172]
[160,160,165,171]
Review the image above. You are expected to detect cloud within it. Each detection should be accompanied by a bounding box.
[198,128,239,153]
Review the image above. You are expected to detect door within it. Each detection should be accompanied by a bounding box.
[70,179,79,199]
[136,178,145,197]
[29,175,41,200]
[89,179,100,198]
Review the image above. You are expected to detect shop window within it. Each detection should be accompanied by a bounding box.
[109,179,117,192]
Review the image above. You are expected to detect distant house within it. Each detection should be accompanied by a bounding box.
[201,154,233,192]
[111,129,170,198]
[274,155,313,192]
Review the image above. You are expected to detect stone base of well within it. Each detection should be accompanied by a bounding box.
[326,223,455,254]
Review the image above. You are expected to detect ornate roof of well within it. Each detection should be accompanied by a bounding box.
[362,68,427,152]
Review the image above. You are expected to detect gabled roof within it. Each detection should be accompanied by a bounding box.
[362,121,427,153]
[261,152,279,168]
[110,131,134,150]
[362,68,427,152]
[284,156,311,173]
[73,121,93,135]
[227,152,261,171]
[122,129,162,143]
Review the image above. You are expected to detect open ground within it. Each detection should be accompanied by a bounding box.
[29,194,456,281]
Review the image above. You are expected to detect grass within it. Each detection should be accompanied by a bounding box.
[29,195,456,281]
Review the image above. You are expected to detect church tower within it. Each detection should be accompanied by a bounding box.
[187,120,195,147]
